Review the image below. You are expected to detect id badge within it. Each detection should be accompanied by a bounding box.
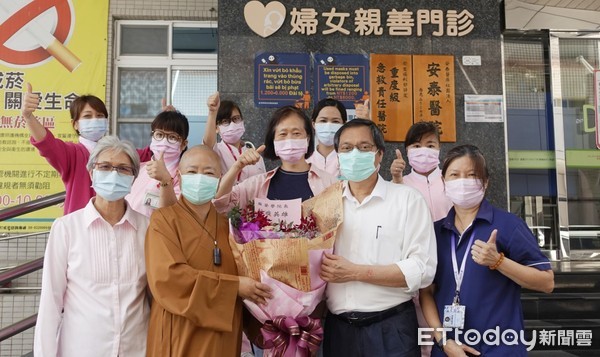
[143,191,160,209]
[443,304,466,329]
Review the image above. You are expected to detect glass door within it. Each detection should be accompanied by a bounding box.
[550,33,600,260]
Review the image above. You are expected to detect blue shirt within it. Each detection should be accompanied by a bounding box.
[431,199,551,357]
[267,168,314,201]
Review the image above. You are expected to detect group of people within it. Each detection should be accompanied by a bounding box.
[22,83,554,357]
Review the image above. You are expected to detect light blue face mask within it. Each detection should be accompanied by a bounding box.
[92,170,134,202]
[181,174,219,205]
[79,118,108,142]
[338,148,377,182]
[315,123,343,147]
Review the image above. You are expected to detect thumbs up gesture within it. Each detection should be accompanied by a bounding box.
[22,83,40,120]
[471,229,502,267]
[207,92,220,112]
[235,144,265,170]
[355,99,370,119]
[161,98,176,112]
[146,151,171,185]
[390,149,406,184]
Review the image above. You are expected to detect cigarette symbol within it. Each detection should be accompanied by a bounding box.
[0,0,81,72]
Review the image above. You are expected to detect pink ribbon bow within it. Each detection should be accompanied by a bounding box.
[260,315,324,357]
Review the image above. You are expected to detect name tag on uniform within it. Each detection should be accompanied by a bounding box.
[143,191,160,209]
[443,304,465,329]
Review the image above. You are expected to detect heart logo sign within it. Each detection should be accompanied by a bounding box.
[244,1,286,38]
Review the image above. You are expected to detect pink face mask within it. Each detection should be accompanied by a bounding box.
[444,178,485,209]
[219,121,245,144]
[274,138,308,163]
[407,147,440,174]
[150,138,181,162]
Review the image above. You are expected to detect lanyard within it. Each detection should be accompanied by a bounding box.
[450,231,475,304]
[224,142,243,181]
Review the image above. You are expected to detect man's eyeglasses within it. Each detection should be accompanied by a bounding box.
[219,115,243,127]
[152,130,181,144]
[94,162,135,176]
[338,143,377,153]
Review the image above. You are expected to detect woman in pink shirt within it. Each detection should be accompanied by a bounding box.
[35,136,150,357]
[214,106,336,214]
[390,121,453,357]
[306,98,348,178]
[391,121,453,222]
[203,92,266,184]
[126,111,189,217]
[22,83,152,214]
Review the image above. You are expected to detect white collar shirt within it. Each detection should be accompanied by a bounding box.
[34,199,150,357]
[306,149,340,178]
[326,175,437,314]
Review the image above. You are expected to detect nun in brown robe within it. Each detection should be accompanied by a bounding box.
[144,146,271,357]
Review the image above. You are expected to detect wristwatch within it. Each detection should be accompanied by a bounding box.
[435,336,446,351]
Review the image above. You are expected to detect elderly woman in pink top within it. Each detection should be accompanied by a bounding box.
[203,92,266,184]
[35,136,150,357]
[305,98,348,178]
[213,105,337,214]
[22,83,152,214]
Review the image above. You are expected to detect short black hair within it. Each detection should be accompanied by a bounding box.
[334,119,385,153]
[216,100,242,125]
[263,106,315,161]
[310,98,348,123]
[442,144,490,183]
[404,121,440,148]
[151,111,190,139]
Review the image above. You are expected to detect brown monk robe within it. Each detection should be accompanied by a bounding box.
[145,146,272,357]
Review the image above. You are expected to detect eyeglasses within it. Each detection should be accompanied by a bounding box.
[152,130,181,144]
[219,115,243,127]
[338,143,377,153]
[94,162,135,176]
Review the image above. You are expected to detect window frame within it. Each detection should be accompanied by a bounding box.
[112,20,218,134]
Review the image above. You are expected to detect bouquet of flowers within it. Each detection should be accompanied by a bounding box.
[228,182,343,357]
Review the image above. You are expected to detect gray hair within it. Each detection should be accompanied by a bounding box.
[86,135,140,178]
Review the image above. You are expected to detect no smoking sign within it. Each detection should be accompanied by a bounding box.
[0,0,80,71]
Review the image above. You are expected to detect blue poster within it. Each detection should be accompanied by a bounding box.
[314,54,370,110]
[254,52,311,108]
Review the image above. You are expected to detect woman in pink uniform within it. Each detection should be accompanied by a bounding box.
[22,83,151,214]
[306,98,348,178]
[203,92,266,184]
[390,121,454,357]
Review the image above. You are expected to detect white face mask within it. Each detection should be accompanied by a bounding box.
[444,178,485,209]
[315,123,343,147]
[78,118,108,142]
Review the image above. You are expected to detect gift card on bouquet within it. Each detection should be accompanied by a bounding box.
[254,198,302,225]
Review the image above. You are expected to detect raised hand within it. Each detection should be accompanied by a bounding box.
[161,98,176,112]
[146,151,171,185]
[235,144,265,169]
[471,229,501,267]
[22,83,40,120]
[207,92,220,113]
[355,99,370,119]
[390,149,406,183]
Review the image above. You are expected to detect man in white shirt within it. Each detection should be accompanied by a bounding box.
[320,119,437,356]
